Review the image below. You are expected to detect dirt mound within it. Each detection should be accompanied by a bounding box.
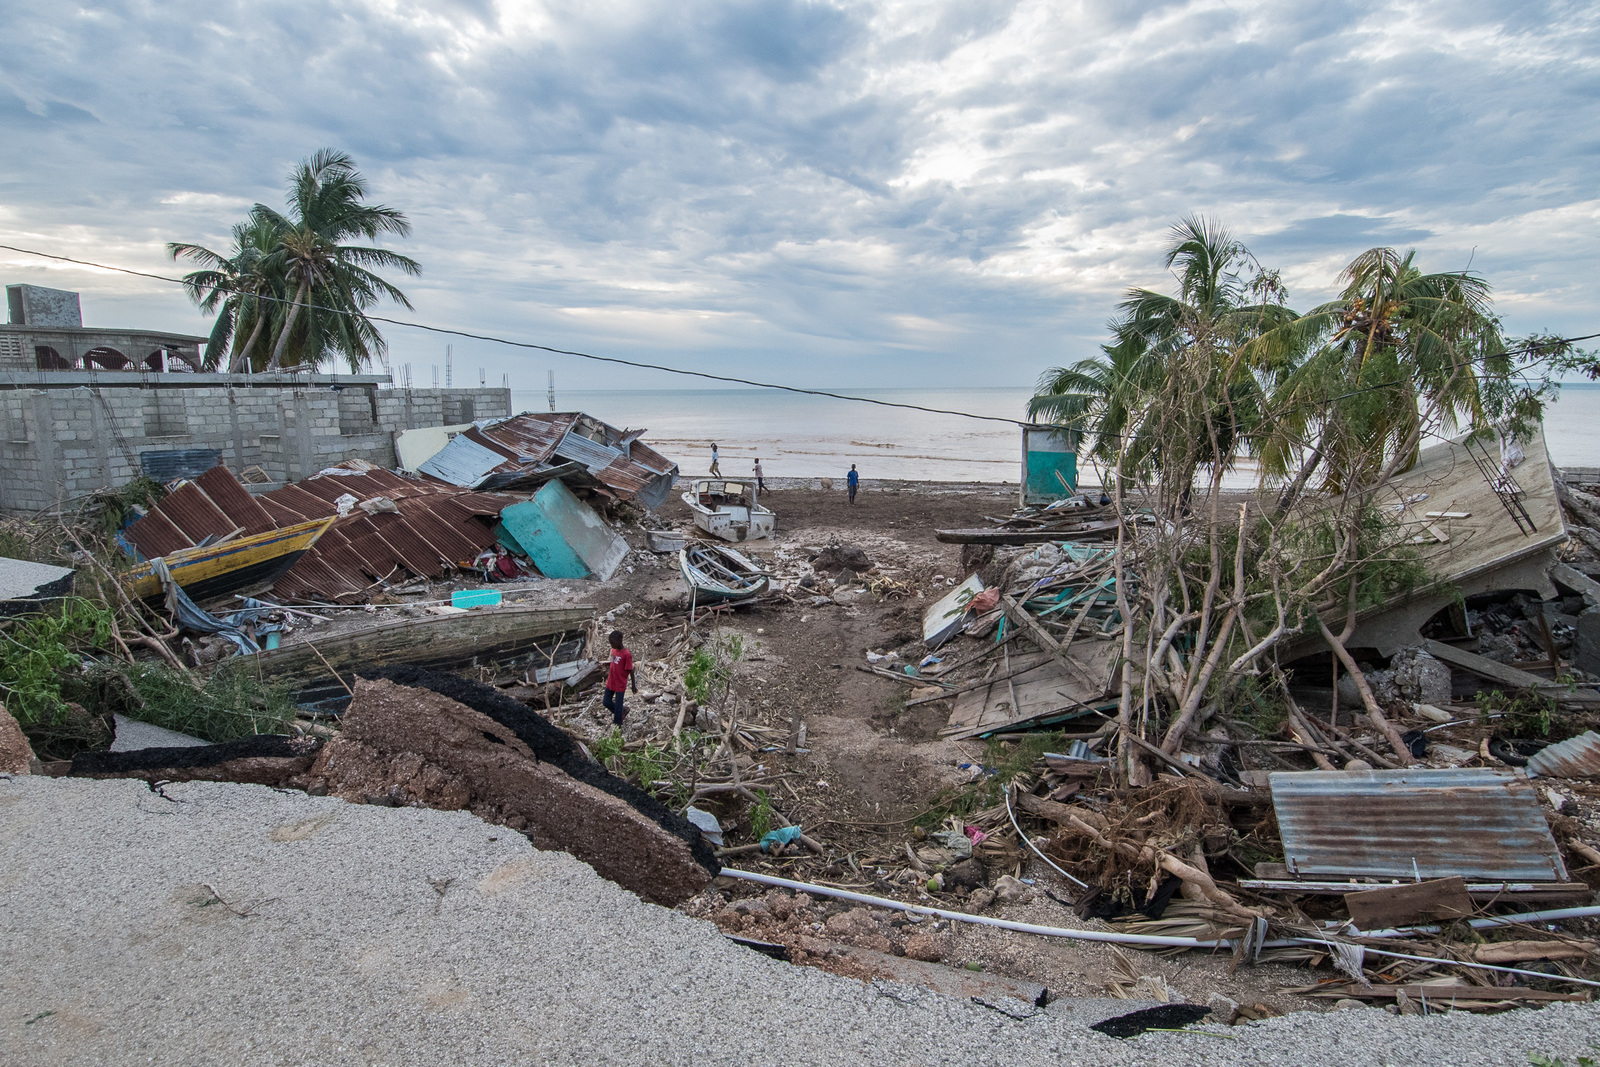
[811,543,873,575]
[312,674,716,905]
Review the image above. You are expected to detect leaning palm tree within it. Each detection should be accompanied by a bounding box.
[1253,247,1504,508]
[1029,217,1296,487]
[256,149,419,372]
[168,212,287,371]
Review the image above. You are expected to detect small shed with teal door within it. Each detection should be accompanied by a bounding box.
[1021,425,1077,505]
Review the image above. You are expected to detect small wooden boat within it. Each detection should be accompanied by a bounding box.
[679,543,769,603]
[123,517,335,602]
[681,479,774,542]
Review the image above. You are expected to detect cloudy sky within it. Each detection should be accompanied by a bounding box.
[1,0,1596,392]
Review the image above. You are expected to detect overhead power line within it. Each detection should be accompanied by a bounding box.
[0,243,1032,427]
[3,242,1595,437]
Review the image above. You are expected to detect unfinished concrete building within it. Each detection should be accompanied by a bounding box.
[0,284,509,513]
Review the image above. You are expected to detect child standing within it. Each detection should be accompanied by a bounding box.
[753,457,766,493]
[709,443,722,477]
[603,629,638,725]
[846,464,859,505]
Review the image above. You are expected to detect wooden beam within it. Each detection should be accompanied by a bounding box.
[999,593,1102,691]
[1344,877,1473,929]
[1422,638,1600,706]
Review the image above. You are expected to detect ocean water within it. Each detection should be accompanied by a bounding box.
[507,383,1600,483]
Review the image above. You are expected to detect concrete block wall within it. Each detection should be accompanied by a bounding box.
[0,381,512,514]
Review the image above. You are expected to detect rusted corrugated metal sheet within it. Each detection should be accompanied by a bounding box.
[125,482,231,557]
[419,411,677,508]
[194,467,276,535]
[1527,731,1600,778]
[474,412,573,464]
[1270,768,1569,882]
[122,510,192,559]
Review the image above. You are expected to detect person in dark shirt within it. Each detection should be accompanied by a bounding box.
[603,629,638,725]
[846,464,859,505]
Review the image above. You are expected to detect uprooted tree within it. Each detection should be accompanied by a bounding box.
[1031,216,1594,786]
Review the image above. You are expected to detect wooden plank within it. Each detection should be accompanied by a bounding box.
[1344,877,1472,929]
[1240,878,1593,902]
[999,593,1101,689]
[935,522,1119,545]
[1422,638,1600,705]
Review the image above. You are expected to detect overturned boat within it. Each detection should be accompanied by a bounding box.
[681,479,774,542]
[679,543,768,603]
[122,517,335,603]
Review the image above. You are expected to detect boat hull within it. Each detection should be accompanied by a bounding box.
[679,544,769,603]
[123,518,335,602]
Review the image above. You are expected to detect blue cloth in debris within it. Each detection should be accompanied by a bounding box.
[758,825,804,852]
[150,559,260,654]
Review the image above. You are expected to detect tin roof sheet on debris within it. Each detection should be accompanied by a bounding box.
[1269,768,1569,883]
[1526,730,1600,779]
[417,412,678,509]
[125,464,517,603]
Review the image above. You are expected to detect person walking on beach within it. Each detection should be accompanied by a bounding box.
[603,629,638,726]
[709,443,722,477]
[847,464,859,505]
[753,457,766,494]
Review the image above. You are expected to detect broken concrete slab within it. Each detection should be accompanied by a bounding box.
[0,556,74,618]
[110,714,208,753]
[314,670,717,905]
[71,734,323,787]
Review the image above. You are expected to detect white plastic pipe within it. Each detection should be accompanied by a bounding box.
[719,868,1234,949]
[722,869,1600,988]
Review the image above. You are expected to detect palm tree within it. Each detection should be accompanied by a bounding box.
[256,149,419,372]
[1029,217,1296,486]
[1253,247,1503,505]
[168,212,286,372]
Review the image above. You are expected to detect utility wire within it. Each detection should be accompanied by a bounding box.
[0,243,1033,427]
[5,241,1595,437]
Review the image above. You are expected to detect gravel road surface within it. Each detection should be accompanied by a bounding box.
[2,775,1596,1066]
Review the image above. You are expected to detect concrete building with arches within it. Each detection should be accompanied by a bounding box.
[0,284,509,513]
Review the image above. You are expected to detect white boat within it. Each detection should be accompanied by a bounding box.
[681,479,774,542]
[678,543,770,603]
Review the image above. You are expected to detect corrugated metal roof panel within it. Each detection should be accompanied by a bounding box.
[123,509,193,558]
[261,483,338,518]
[473,412,573,464]
[193,467,276,535]
[149,481,236,544]
[258,496,310,526]
[1527,731,1600,778]
[553,427,622,472]
[1270,769,1569,882]
[139,448,221,484]
[418,435,507,488]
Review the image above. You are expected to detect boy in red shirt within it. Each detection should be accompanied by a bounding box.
[603,629,638,725]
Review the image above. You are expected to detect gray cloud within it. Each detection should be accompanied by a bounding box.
[0,0,1596,391]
